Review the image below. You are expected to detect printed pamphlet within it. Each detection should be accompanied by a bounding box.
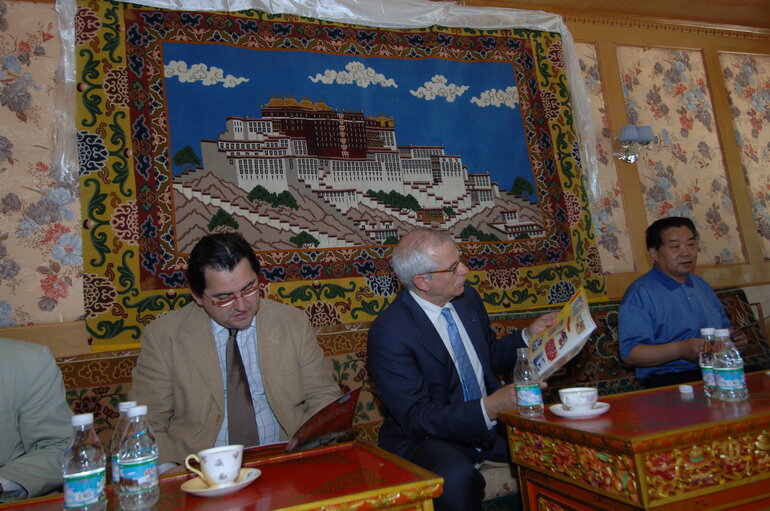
[528,287,596,380]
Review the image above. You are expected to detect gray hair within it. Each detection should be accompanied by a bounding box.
[391,228,455,291]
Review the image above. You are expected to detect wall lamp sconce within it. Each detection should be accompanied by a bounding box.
[615,124,655,164]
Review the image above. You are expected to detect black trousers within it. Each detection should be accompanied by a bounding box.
[406,425,510,511]
[641,369,703,389]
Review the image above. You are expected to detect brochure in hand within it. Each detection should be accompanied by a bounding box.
[528,287,597,380]
[285,386,362,452]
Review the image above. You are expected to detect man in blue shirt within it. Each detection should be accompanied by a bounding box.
[619,216,747,388]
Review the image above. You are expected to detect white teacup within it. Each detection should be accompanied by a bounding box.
[184,444,243,488]
[558,387,598,411]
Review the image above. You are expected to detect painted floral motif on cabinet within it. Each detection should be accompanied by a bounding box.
[576,42,633,274]
[719,53,770,261]
[0,0,84,327]
[507,426,639,502]
[617,46,744,264]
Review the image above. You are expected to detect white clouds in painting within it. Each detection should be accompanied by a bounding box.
[470,86,519,108]
[165,60,249,88]
[409,75,469,102]
[308,61,397,88]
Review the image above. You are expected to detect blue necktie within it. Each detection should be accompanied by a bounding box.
[441,308,482,402]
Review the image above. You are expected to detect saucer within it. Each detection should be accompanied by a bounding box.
[549,401,610,419]
[181,468,261,498]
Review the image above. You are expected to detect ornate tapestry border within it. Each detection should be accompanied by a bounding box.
[68,0,605,349]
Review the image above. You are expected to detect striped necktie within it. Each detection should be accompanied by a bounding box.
[441,308,482,401]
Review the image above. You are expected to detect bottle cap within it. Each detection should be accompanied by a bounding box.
[72,413,94,426]
[679,384,694,394]
[700,327,715,336]
[118,401,137,413]
[714,328,730,338]
[127,405,148,418]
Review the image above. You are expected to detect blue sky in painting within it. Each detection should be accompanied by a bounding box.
[162,42,534,193]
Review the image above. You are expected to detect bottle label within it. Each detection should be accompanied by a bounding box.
[515,384,543,407]
[111,455,119,484]
[63,467,106,508]
[119,456,159,493]
[714,367,746,391]
[700,366,716,388]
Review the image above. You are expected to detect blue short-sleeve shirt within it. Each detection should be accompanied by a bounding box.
[619,266,731,380]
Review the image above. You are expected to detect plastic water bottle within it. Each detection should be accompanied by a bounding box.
[713,328,748,402]
[118,405,159,509]
[62,413,106,510]
[514,347,544,416]
[110,400,136,485]
[699,328,716,398]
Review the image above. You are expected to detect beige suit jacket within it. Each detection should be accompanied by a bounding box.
[128,299,340,464]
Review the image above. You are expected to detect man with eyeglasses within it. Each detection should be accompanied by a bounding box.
[129,232,340,468]
[367,228,557,511]
[619,216,748,388]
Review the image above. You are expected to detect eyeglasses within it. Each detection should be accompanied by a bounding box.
[424,255,468,276]
[203,282,260,308]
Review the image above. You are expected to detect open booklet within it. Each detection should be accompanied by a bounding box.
[528,287,597,380]
[285,386,362,452]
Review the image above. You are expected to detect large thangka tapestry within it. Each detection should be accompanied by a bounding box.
[74,0,605,350]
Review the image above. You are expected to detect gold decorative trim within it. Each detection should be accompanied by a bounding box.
[562,13,770,41]
[314,483,443,510]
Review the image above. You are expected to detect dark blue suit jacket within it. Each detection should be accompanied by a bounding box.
[367,285,525,459]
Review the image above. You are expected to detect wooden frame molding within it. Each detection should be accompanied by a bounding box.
[0,321,89,358]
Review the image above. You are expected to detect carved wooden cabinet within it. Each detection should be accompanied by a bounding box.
[500,371,770,510]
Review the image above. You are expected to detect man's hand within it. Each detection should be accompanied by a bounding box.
[624,337,703,367]
[483,384,518,421]
[526,312,558,339]
[483,381,548,420]
[730,329,749,352]
[680,337,705,362]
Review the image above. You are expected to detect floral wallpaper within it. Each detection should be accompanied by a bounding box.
[617,46,744,264]
[720,53,770,261]
[576,42,634,274]
[0,0,84,326]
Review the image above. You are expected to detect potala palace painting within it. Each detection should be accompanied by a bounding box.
[164,45,544,252]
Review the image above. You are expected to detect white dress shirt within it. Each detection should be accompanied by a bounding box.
[409,291,494,428]
[211,318,282,446]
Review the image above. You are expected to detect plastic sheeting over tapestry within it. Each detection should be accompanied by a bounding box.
[54,0,606,350]
[54,0,599,198]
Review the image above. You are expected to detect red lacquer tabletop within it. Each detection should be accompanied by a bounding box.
[0,442,442,510]
[501,370,770,443]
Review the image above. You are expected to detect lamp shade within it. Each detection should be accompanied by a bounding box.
[637,125,654,143]
[618,124,639,143]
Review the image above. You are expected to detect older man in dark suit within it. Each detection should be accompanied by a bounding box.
[368,228,555,511]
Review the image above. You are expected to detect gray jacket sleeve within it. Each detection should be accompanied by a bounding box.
[0,340,73,500]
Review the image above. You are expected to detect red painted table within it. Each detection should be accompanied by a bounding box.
[500,370,770,510]
[0,442,442,510]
